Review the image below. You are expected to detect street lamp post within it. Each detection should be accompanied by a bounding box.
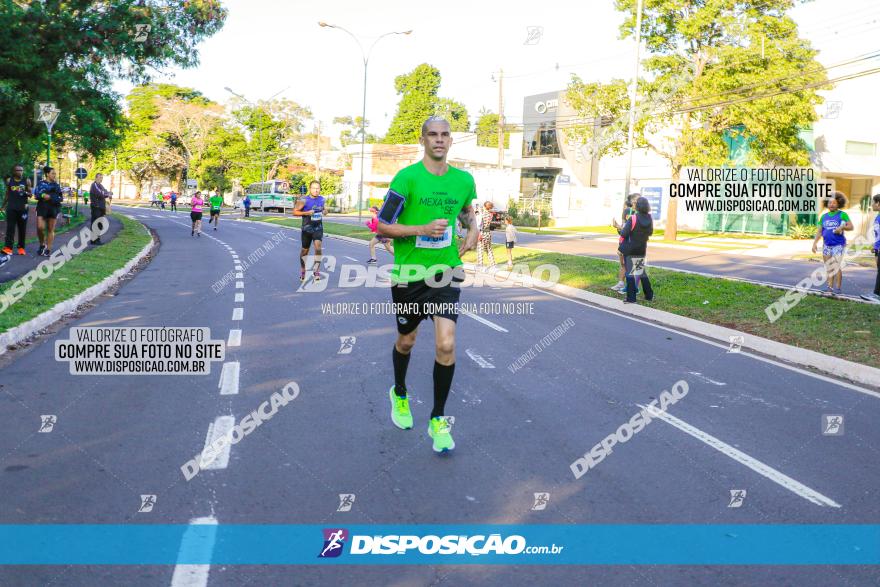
[225,86,290,188]
[319,22,411,221]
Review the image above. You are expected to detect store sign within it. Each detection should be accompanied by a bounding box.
[534,99,559,114]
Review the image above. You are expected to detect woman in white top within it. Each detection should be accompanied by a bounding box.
[504,216,517,269]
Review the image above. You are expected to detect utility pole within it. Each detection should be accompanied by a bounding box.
[497,68,504,169]
[313,121,323,181]
[623,0,644,200]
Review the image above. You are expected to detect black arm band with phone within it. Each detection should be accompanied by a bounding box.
[378,189,406,224]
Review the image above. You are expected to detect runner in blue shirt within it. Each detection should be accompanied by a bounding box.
[811,191,853,295]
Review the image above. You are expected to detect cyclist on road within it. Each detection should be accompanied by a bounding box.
[376,116,479,453]
[293,180,326,281]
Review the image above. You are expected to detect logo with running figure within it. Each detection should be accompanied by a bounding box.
[531,492,550,511]
[318,528,348,558]
[337,493,356,512]
[138,494,157,513]
[39,415,57,433]
[822,414,844,436]
[728,489,746,508]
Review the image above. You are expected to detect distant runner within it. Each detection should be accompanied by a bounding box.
[293,180,325,281]
[209,191,223,230]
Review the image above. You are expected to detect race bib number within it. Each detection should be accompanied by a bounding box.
[311,211,323,221]
[416,226,452,249]
[629,257,646,277]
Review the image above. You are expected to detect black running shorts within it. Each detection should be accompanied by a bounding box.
[390,268,464,335]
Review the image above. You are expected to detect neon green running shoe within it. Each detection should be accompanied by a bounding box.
[389,386,413,430]
[427,416,455,453]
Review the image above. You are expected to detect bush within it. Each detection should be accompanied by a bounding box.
[788,222,817,239]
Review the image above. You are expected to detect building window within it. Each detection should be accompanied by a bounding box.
[523,123,560,157]
[845,141,876,156]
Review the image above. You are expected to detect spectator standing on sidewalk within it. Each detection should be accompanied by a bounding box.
[476,201,496,270]
[34,166,63,257]
[611,193,638,292]
[89,173,112,245]
[619,196,655,304]
[3,164,32,257]
[243,194,251,217]
[864,194,880,302]
[504,216,517,269]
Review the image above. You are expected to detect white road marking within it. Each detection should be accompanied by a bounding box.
[466,348,495,368]
[538,289,880,400]
[638,403,841,508]
[200,416,235,469]
[687,371,727,386]
[169,516,218,587]
[235,272,243,279]
[234,265,243,271]
[218,362,240,395]
[344,256,358,262]
[235,293,244,302]
[232,307,243,320]
[235,281,244,289]
[460,310,508,333]
[227,330,242,347]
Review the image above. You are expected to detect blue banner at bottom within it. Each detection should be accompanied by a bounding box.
[0,525,877,565]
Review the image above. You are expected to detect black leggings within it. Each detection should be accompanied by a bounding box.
[874,253,879,296]
[4,208,27,249]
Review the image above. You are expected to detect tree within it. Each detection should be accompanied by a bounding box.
[565,0,826,239]
[0,0,226,175]
[383,64,469,143]
[474,108,510,148]
[333,116,379,147]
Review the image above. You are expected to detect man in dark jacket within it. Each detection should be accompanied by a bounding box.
[617,196,655,304]
[89,173,112,245]
[34,166,63,257]
[3,164,32,256]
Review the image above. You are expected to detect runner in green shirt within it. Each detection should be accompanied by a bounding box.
[376,116,479,453]
[208,191,223,231]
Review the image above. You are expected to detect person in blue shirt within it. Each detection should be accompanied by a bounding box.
[34,166,64,257]
[242,195,251,217]
[865,194,880,301]
[811,191,853,296]
[292,180,325,281]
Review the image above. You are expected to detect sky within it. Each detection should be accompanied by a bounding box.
[113,0,880,142]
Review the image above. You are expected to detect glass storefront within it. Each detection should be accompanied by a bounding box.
[523,123,560,157]
[519,169,559,212]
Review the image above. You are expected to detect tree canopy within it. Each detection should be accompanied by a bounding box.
[0,0,227,175]
[383,64,470,144]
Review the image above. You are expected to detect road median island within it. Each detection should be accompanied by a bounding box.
[0,213,154,347]
[244,216,879,373]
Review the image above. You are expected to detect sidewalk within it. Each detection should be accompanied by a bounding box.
[0,214,123,285]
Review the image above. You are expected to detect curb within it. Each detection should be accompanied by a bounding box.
[243,218,880,388]
[0,223,155,355]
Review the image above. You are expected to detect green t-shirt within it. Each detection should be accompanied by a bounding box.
[210,195,223,211]
[388,161,477,283]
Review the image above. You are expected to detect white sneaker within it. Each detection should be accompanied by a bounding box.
[610,281,625,291]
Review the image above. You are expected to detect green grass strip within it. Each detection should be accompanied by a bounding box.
[0,213,151,334]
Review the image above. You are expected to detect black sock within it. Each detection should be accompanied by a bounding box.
[431,361,455,419]
[392,345,410,397]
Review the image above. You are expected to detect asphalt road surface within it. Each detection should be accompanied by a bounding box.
[1,206,877,586]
